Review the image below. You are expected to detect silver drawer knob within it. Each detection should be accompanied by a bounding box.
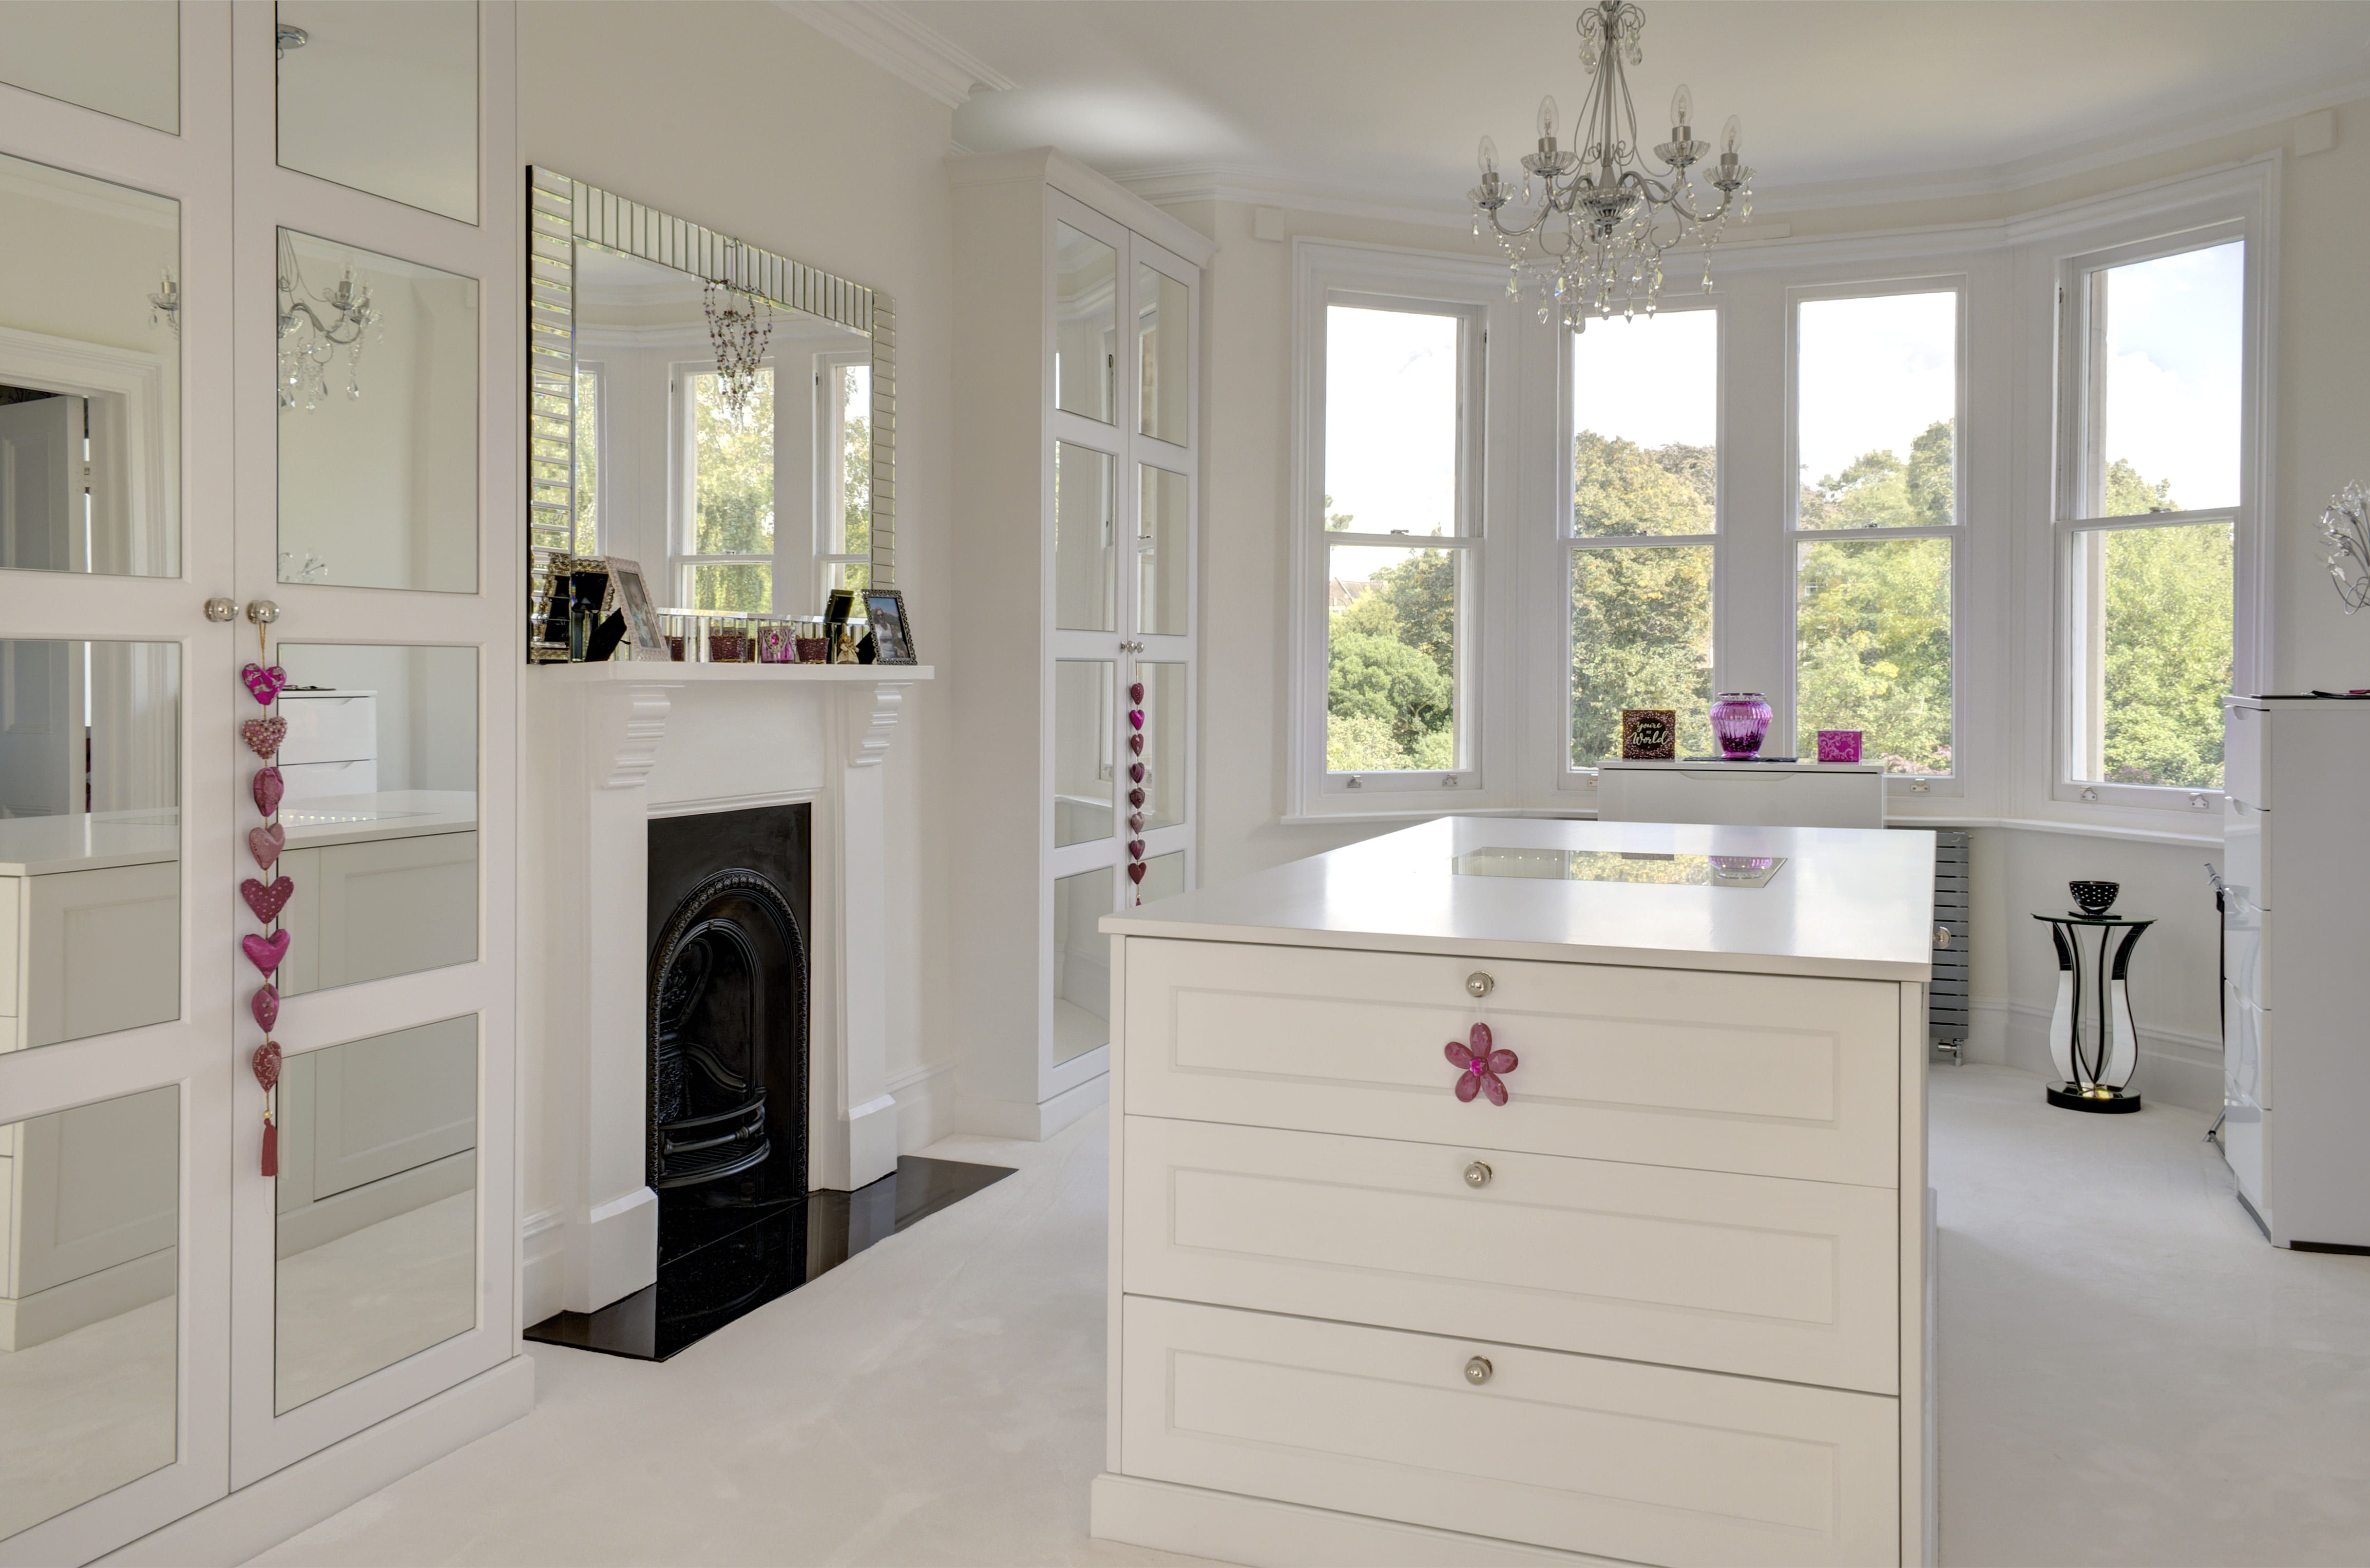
[204,596,238,623]
[1933,924,1951,950]
[1464,1356,1493,1386]
[1463,1161,1492,1188]
[1465,971,1494,998]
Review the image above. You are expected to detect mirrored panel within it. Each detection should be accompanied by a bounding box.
[275,1016,477,1412]
[1054,222,1115,423]
[1135,263,1187,443]
[1137,465,1187,636]
[0,152,180,579]
[1137,849,1185,905]
[0,2,178,132]
[1051,867,1111,1065]
[1052,660,1113,849]
[1054,442,1114,632]
[571,242,873,616]
[277,232,478,592]
[1139,662,1185,833]
[275,0,478,223]
[0,640,180,1053]
[270,644,476,994]
[0,1083,179,1539]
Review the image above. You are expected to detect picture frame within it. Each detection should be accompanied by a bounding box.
[864,589,917,666]
[1620,708,1677,761]
[606,559,669,661]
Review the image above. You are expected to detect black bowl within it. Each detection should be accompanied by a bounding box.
[2069,879,2120,916]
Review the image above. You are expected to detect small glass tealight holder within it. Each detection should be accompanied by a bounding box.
[757,619,796,664]
[707,613,751,664]
[795,616,827,663]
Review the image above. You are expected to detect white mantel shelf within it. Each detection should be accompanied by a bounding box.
[534,662,933,684]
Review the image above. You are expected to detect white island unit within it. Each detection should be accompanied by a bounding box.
[1091,816,1937,1568]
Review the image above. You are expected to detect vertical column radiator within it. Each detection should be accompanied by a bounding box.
[1929,828,1970,1059]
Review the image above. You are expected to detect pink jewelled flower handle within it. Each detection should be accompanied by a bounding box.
[1445,1022,1519,1106]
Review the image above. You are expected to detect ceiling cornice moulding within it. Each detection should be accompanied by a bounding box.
[769,0,1015,109]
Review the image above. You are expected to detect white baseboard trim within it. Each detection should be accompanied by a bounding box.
[1965,997,2223,1114]
[886,1059,955,1154]
[566,1185,657,1316]
[0,1245,174,1352]
[1089,1473,1617,1567]
[519,1206,565,1330]
[98,1354,534,1568]
[954,1071,1109,1141]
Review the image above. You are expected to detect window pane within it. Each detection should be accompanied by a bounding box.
[2075,522,2232,787]
[1138,661,1185,831]
[1137,465,1188,635]
[1797,292,1956,530]
[1136,264,1189,443]
[1327,543,1458,772]
[692,367,773,556]
[1053,660,1114,847]
[835,363,871,559]
[1054,222,1117,422]
[1796,537,1953,774]
[572,368,598,555]
[1324,305,1460,538]
[1051,867,1112,1063]
[1570,544,1713,766]
[1572,311,1717,537]
[688,562,769,612]
[2088,242,2242,516]
[1054,442,1115,632]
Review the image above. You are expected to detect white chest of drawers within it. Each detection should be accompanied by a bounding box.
[1091,817,1936,1568]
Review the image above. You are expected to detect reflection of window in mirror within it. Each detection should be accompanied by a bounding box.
[816,356,870,600]
[673,363,775,612]
[571,363,603,555]
[0,150,180,579]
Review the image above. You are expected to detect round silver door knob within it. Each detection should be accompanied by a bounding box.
[203,596,237,623]
[1464,1356,1493,1386]
[1465,971,1494,998]
[1933,924,1951,950]
[1463,1161,1492,1188]
[246,598,281,625]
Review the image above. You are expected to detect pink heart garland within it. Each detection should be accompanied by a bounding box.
[1128,787,1146,807]
[252,766,283,817]
[248,822,285,871]
[251,985,279,1032]
[1129,682,1144,704]
[251,1039,282,1092]
[1127,862,1147,884]
[1128,839,1146,859]
[241,875,295,923]
[240,716,287,759]
[1128,812,1145,833]
[241,663,288,705]
[241,929,290,976]
[1128,733,1144,755]
[1128,708,1145,730]
[1128,763,1145,784]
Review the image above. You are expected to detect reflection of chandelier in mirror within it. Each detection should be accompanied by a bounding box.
[277,231,380,410]
[703,240,773,421]
[1467,0,1755,327]
[2321,482,2370,613]
[148,268,179,334]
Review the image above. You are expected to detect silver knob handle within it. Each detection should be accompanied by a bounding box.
[246,599,281,625]
[1464,1356,1492,1386]
[204,596,237,623]
[1465,971,1493,998]
[1463,1161,1492,1188]
[1933,924,1951,950]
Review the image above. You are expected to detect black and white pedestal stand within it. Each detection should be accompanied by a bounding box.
[2035,911,2154,1113]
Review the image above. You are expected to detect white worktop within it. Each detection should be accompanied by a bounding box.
[1106,815,1935,981]
[281,790,478,849]
[0,810,180,876]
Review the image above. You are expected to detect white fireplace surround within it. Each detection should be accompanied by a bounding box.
[519,663,931,1321]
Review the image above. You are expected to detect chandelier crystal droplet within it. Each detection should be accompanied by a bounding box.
[704,241,774,422]
[1466,0,1755,329]
[276,233,379,411]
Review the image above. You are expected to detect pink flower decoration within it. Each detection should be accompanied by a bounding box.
[1445,1022,1518,1106]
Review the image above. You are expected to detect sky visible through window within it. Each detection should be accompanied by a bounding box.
[2099,241,2241,512]
[1325,305,1456,585]
[1798,292,1954,494]
[1571,308,1717,456]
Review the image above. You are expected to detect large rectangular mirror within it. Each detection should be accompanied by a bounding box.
[0,639,180,1054]
[275,1017,476,1413]
[526,171,896,656]
[0,1,179,134]
[0,1083,179,1539]
[269,644,477,994]
[0,150,180,579]
[274,0,478,224]
[277,231,479,592]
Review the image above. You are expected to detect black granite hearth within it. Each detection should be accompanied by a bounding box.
[523,1155,1014,1361]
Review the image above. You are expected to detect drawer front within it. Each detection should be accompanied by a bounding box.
[279,693,378,764]
[2223,703,2268,811]
[1603,766,1883,830]
[278,758,380,802]
[1123,1116,1900,1392]
[2222,796,2270,911]
[1120,1296,1901,1568]
[1124,939,1902,1186]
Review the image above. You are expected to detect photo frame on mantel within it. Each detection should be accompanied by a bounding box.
[523,167,898,663]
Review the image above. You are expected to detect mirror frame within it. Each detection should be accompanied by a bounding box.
[523,167,896,661]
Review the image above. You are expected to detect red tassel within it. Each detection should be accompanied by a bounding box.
[260,1117,278,1178]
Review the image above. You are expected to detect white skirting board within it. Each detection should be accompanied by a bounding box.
[954,1071,1108,1142]
[96,1355,534,1568]
[1090,1474,1626,1567]
[1965,998,2221,1113]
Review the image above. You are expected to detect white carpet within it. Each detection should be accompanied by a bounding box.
[248,1068,2370,1567]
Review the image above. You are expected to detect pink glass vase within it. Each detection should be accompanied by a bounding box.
[1710,692,1773,758]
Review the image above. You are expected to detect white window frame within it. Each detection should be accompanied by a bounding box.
[813,349,870,603]
[1289,240,1516,820]
[571,358,606,555]
[668,354,777,608]
[2050,209,2265,814]
[1782,274,1969,792]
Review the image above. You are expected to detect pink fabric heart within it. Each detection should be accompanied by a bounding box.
[241,929,290,976]
[1127,733,1144,755]
[240,716,287,759]
[1128,681,1144,704]
[1446,1022,1519,1107]
[1128,812,1145,833]
[1127,861,1147,884]
[251,1038,282,1092]
[1128,839,1145,859]
[252,766,283,817]
[241,663,288,705]
[251,985,279,1032]
[1128,708,1144,729]
[1128,763,1145,784]
[248,822,285,871]
[241,875,295,922]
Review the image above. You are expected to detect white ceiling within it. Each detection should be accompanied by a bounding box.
[880,0,2370,212]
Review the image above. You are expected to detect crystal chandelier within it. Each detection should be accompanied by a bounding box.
[148,268,179,335]
[277,232,379,410]
[703,241,773,421]
[1468,0,1755,327]
[2320,481,2370,613]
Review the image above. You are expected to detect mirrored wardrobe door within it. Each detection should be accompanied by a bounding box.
[0,10,238,1566]
[226,0,518,1490]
